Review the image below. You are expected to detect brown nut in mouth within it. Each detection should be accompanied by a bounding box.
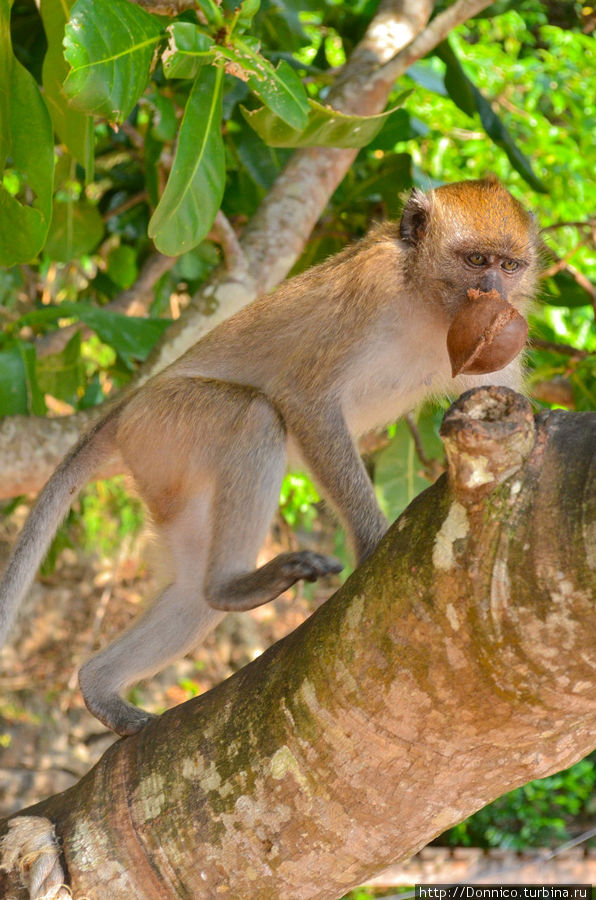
[447,288,528,377]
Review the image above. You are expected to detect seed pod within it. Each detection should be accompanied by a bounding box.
[447,289,528,377]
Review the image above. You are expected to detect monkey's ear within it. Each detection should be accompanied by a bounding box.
[399,189,431,246]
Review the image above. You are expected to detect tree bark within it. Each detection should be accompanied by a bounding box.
[0,0,502,498]
[2,387,595,899]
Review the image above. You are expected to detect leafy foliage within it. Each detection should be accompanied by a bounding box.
[447,755,596,849]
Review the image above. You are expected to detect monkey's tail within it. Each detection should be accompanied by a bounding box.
[0,406,122,647]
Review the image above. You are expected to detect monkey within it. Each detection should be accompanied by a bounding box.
[0,176,539,736]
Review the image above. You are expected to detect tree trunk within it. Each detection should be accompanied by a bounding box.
[2,387,595,899]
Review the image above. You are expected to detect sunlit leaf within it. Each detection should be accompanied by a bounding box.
[162,23,215,80]
[63,0,164,123]
[435,40,546,193]
[241,93,412,148]
[222,39,309,130]
[149,65,225,256]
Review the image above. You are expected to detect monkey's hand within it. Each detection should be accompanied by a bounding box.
[283,402,389,565]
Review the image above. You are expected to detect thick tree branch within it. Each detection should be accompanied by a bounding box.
[1,388,595,898]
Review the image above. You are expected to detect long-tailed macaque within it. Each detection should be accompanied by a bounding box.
[0,176,539,735]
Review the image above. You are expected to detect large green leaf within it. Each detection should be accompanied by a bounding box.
[435,40,546,193]
[241,93,411,148]
[149,65,225,256]
[63,0,164,123]
[375,408,444,521]
[68,304,172,367]
[45,198,104,261]
[162,22,215,80]
[471,85,547,193]
[40,0,94,174]
[0,5,54,266]
[14,302,172,367]
[221,38,309,130]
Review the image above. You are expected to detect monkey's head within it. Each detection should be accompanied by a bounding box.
[399,175,539,319]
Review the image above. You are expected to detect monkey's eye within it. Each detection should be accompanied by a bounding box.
[466,252,487,267]
[501,259,520,272]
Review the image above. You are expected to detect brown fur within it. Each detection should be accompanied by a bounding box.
[0,178,540,735]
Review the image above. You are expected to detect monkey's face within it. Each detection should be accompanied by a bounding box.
[440,245,536,314]
[399,177,539,320]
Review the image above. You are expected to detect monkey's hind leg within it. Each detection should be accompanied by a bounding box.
[203,397,343,614]
[78,379,339,736]
[78,496,226,736]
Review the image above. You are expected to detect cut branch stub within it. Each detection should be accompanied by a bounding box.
[439,386,536,502]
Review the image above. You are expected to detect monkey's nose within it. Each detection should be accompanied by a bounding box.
[479,270,505,297]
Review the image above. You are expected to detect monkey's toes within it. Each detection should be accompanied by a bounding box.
[82,688,157,736]
[284,551,343,583]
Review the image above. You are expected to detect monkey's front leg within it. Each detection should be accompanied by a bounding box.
[284,403,389,565]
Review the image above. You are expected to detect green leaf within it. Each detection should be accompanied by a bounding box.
[241,93,412,148]
[63,0,164,123]
[162,23,215,80]
[375,408,443,521]
[45,198,104,261]
[471,85,547,193]
[0,0,13,170]
[36,331,85,404]
[0,342,46,417]
[367,110,416,150]
[58,302,172,367]
[434,40,546,193]
[149,65,225,256]
[146,92,178,142]
[107,245,138,288]
[196,0,223,28]
[0,13,54,266]
[346,153,412,218]
[435,41,475,117]
[40,0,94,175]
[222,40,308,130]
[235,0,260,31]
[543,270,596,309]
[230,116,291,190]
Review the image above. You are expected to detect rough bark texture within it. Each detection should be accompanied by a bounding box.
[1,387,594,899]
[0,0,502,498]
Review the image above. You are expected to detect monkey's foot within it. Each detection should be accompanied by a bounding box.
[277,550,344,583]
[207,551,343,612]
[82,689,157,736]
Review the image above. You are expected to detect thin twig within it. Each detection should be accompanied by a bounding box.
[531,338,591,360]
